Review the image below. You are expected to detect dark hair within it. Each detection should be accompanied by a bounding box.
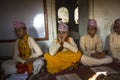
[114,24,120,30]
[14,27,27,33]
[21,27,27,30]
[87,26,97,30]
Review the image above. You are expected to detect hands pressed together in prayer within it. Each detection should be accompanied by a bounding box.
[57,31,68,51]
[58,36,66,44]
[58,36,65,51]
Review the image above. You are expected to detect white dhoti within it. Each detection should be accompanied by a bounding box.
[32,58,44,74]
[1,58,44,75]
[1,60,17,75]
[81,55,113,66]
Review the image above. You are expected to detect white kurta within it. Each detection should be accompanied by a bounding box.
[80,34,102,56]
[1,37,44,75]
[49,37,78,56]
[80,34,113,66]
[109,32,120,59]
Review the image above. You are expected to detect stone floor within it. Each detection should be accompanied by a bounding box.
[0,66,50,80]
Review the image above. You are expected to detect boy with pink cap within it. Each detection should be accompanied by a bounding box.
[80,19,113,66]
[1,20,44,75]
[44,22,82,74]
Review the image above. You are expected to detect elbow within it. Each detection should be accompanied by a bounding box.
[49,51,56,56]
[34,52,42,58]
[72,47,78,53]
[37,53,42,57]
[36,49,43,57]
[75,48,78,53]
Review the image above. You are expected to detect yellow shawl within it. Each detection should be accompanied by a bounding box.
[18,34,31,60]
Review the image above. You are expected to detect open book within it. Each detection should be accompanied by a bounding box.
[56,73,82,80]
[90,66,118,75]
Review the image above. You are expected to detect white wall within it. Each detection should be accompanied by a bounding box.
[0,0,57,57]
[93,0,120,50]
[79,0,120,50]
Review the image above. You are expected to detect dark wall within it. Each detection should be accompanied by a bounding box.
[55,0,78,31]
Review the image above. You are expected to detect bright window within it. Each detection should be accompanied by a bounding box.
[74,7,79,24]
[58,7,69,23]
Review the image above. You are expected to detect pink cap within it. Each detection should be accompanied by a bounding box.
[58,22,69,32]
[13,20,26,28]
[88,19,97,27]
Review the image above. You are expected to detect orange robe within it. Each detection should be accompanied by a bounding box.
[44,37,82,74]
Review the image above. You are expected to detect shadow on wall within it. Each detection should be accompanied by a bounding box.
[39,42,49,54]
[28,26,49,54]
[104,23,114,55]
[104,35,109,51]
[28,26,38,39]
[110,23,114,33]
[69,31,80,49]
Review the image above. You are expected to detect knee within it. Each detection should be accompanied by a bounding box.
[106,56,113,62]
[34,59,45,66]
[40,60,44,66]
[108,57,113,63]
